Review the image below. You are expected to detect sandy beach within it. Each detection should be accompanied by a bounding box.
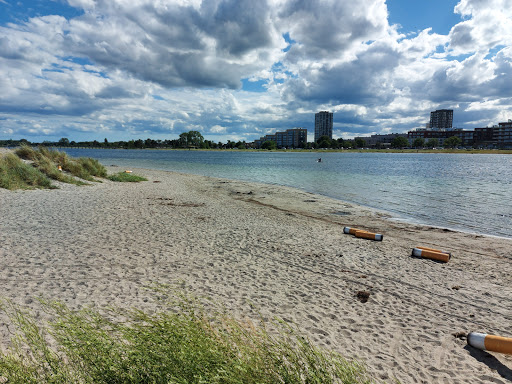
[0,163,511,383]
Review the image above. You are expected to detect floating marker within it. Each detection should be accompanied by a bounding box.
[412,248,450,263]
[467,332,512,355]
[354,230,383,241]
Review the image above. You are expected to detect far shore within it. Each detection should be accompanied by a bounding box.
[2,145,512,154]
[0,163,511,383]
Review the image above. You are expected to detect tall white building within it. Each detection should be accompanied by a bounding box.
[315,111,333,142]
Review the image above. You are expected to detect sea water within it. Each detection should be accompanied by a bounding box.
[61,149,512,239]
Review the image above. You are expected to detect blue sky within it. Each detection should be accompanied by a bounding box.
[387,0,461,35]
[1,0,511,142]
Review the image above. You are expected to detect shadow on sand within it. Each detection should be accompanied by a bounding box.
[465,345,512,381]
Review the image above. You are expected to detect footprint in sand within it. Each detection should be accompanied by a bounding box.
[389,330,403,357]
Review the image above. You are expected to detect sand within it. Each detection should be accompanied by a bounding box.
[0,163,511,383]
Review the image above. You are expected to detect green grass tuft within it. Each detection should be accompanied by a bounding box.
[0,291,372,384]
[78,157,108,178]
[12,145,108,185]
[0,153,55,190]
[108,172,147,182]
[3,146,146,190]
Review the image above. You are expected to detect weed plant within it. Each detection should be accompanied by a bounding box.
[108,172,148,182]
[0,153,55,190]
[0,291,372,384]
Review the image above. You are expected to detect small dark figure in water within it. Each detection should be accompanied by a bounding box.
[317,158,322,162]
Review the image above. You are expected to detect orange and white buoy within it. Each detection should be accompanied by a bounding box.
[343,227,358,235]
[124,170,133,173]
[343,227,383,241]
[354,230,383,241]
[416,246,452,257]
[467,332,512,355]
[411,248,450,263]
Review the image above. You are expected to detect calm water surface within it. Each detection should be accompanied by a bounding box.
[63,149,512,239]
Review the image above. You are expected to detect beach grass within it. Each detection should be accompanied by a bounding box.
[108,172,148,182]
[0,291,372,384]
[0,153,56,190]
[15,146,107,183]
[1,147,148,190]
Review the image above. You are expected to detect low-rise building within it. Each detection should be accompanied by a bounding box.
[356,133,408,148]
[408,128,463,146]
[493,121,512,148]
[408,120,512,148]
[255,128,307,148]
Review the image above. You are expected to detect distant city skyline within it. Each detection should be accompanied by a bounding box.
[1,0,511,143]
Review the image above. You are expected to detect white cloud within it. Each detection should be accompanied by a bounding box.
[0,0,511,141]
[449,0,512,55]
[210,125,227,133]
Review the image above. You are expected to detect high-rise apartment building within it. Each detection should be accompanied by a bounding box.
[429,109,453,129]
[314,111,333,142]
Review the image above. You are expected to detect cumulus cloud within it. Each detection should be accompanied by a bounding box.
[0,0,512,141]
[449,0,512,54]
[60,0,285,89]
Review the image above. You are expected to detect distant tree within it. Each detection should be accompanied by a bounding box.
[413,138,425,148]
[426,138,439,148]
[145,138,158,148]
[261,141,277,150]
[58,137,70,146]
[316,135,332,148]
[354,138,366,148]
[343,141,353,149]
[180,131,204,147]
[444,136,462,148]
[391,136,409,149]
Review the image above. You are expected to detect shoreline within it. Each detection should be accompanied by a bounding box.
[120,164,512,241]
[3,146,512,154]
[1,165,512,382]
[3,146,512,240]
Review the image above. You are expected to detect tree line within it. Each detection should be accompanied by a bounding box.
[0,131,463,150]
[0,131,248,150]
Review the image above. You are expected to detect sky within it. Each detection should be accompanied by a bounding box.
[0,0,511,143]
